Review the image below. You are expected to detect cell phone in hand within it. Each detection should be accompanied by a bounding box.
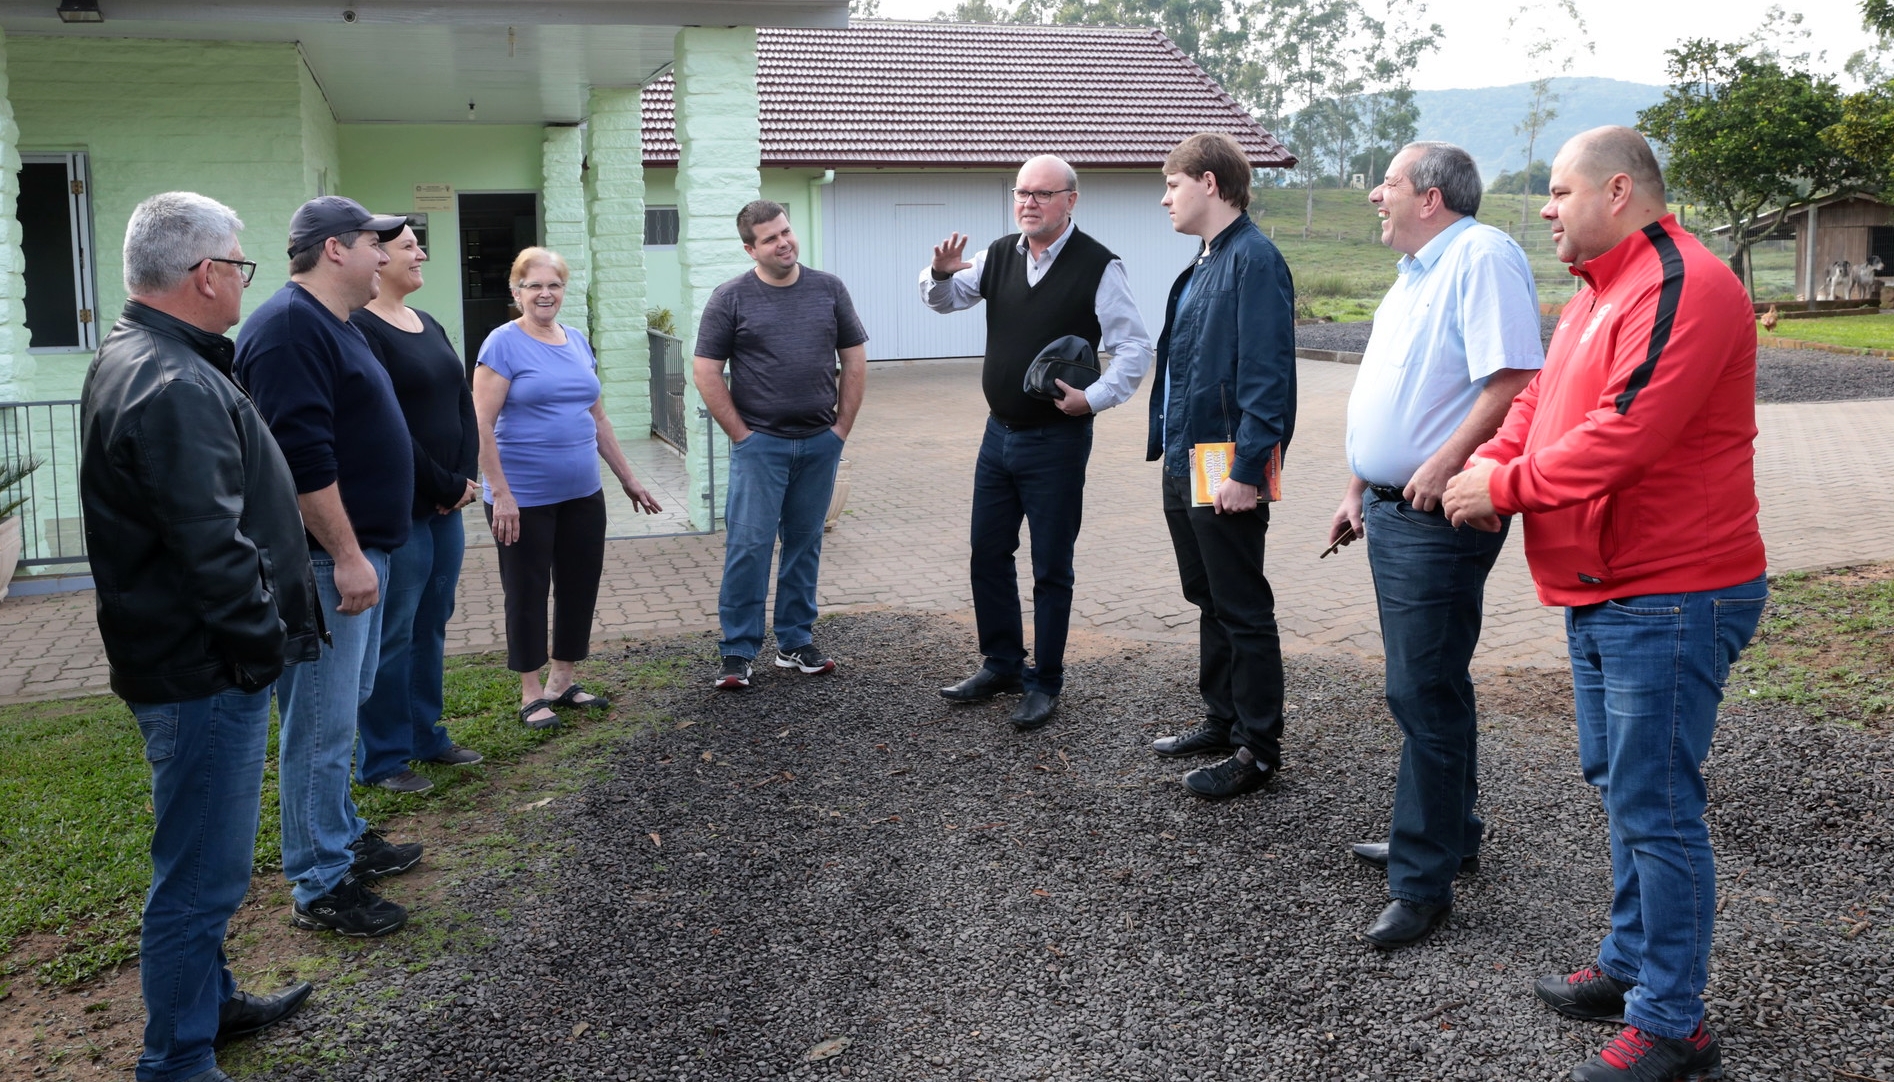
[1319,529,1359,559]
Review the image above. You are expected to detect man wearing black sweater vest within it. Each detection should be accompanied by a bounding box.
[235,197,424,939]
[921,155,1154,730]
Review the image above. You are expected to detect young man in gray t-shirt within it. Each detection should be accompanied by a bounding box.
[692,200,869,690]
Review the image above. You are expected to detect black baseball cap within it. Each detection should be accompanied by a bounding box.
[287,196,407,258]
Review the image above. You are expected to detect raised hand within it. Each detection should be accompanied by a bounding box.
[932,232,973,277]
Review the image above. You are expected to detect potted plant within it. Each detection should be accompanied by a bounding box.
[0,456,43,601]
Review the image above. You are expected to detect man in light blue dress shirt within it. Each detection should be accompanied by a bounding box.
[1324,142,1544,950]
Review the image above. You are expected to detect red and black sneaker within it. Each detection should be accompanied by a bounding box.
[1570,1023,1723,1082]
[1535,964,1632,1021]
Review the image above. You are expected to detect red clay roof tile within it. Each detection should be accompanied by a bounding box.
[641,20,1293,170]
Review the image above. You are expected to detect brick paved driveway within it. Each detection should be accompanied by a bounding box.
[4,359,1890,702]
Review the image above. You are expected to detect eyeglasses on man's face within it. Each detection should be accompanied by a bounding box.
[193,257,258,285]
[1012,187,1075,204]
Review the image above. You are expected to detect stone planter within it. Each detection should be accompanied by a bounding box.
[825,457,852,531]
[0,516,21,602]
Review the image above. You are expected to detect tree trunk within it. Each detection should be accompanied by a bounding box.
[1304,178,1314,238]
[1521,133,1537,234]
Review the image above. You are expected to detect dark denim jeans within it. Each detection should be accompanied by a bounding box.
[277,549,388,905]
[127,686,273,1082]
[357,513,464,783]
[1160,470,1284,767]
[1364,490,1509,906]
[1567,574,1767,1039]
[719,429,844,660]
[969,415,1092,696]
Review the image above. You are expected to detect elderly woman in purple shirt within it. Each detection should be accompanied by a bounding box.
[474,247,661,729]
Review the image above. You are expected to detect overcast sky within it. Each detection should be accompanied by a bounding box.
[867,0,1885,90]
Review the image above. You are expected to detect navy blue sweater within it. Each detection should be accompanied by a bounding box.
[235,283,413,553]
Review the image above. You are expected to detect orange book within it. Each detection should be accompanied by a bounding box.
[1191,442,1281,506]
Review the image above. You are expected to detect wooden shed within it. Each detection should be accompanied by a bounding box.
[1782,193,1894,300]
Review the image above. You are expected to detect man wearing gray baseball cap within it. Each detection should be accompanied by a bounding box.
[236,195,424,938]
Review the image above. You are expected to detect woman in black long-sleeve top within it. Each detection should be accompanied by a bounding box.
[351,219,485,792]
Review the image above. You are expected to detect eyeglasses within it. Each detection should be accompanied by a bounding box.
[193,257,258,285]
[1012,188,1075,204]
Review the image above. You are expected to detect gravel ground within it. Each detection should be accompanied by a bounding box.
[1296,319,1894,403]
[273,612,1893,1082]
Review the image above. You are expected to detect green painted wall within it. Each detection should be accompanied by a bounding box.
[8,37,335,400]
[335,124,545,355]
[642,167,821,336]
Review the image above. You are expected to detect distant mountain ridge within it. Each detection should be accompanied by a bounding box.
[1413,78,1666,189]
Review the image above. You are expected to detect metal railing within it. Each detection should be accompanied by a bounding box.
[648,329,688,450]
[0,399,88,566]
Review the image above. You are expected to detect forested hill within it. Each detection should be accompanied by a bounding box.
[1413,78,1666,186]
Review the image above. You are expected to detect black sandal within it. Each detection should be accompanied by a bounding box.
[552,684,610,710]
[519,697,559,729]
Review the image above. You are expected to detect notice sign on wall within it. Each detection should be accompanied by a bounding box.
[413,183,455,212]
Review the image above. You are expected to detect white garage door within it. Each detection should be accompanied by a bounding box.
[822,171,1204,362]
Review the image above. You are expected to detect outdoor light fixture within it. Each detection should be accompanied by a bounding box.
[56,0,103,22]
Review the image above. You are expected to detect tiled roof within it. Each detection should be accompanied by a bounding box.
[641,20,1293,170]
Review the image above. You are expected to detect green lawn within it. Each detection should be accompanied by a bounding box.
[0,652,685,985]
[1250,189,1803,322]
[1761,312,1894,352]
[1734,566,1894,726]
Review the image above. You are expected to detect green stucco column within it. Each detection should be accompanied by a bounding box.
[584,87,649,442]
[541,126,591,338]
[0,28,34,401]
[674,26,760,532]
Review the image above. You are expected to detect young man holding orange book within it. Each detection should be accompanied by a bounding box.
[1145,132,1298,799]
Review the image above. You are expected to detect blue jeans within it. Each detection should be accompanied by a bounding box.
[357,514,464,783]
[719,429,844,660]
[127,686,273,1082]
[1566,574,1767,1039]
[970,416,1092,696]
[277,548,389,905]
[1364,490,1509,906]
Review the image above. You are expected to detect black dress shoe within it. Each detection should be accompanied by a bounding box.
[215,981,313,1048]
[1152,721,1233,758]
[1360,899,1450,949]
[1349,841,1481,876]
[1009,690,1058,730]
[940,668,1025,702]
[1182,754,1272,798]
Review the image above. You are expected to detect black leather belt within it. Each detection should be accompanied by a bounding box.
[1368,484,1405,502]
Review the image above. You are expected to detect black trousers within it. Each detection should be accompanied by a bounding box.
[486,489,606,673]
[968,415,1092,696]
[1161,471,1285,769]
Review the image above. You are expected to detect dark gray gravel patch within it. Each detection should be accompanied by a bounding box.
[1297,320,1894,403]
[274,612,1894,1082]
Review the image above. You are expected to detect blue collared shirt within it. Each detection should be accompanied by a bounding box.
[1345,216,1544,487]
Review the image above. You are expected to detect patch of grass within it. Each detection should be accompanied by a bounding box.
[1761,313,1894,352]
[0,650,677,986]
[1732,566,1894,725]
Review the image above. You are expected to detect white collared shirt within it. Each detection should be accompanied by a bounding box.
[1346,216,1545,487]
[919,220,1154,413]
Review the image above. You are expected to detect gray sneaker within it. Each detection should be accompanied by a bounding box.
[372,769,434,794]
[715,655,753,690]
[424,745,484,767]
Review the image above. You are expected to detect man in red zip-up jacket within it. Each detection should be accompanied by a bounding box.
[1445,126,1767,1082]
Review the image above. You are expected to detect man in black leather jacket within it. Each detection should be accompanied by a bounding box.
[80,192,320,1082]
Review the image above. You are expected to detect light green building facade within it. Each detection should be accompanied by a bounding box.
[0,4,844,550]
